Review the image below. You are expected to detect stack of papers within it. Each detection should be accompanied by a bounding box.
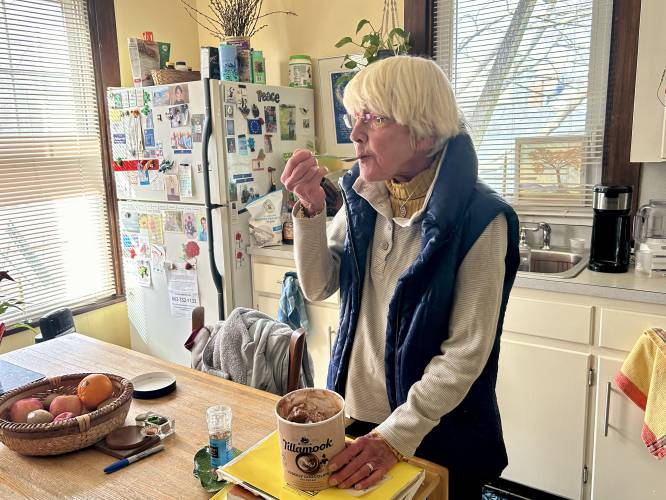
[215,432,424,500]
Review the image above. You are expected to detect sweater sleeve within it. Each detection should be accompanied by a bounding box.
[292,201,347,302]
[375,214,508,457]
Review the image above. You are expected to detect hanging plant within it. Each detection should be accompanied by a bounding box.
[335,0,410,69]
[180,0,297,40]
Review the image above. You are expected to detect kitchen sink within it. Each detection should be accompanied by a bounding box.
[519,248,589,279]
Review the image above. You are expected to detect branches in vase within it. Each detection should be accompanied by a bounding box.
[180,0,297,39]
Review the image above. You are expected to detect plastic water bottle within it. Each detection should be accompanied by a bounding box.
[207,405,232,468]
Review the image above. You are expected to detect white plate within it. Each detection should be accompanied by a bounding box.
[130,371,177,399]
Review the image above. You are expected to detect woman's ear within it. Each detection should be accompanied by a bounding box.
[415,136,435,152]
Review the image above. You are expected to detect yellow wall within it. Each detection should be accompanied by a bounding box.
[0,301,130,354]
[195,0,404,87]
[114,0,202,87]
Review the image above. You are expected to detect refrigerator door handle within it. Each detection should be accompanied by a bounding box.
[202,77,225,320]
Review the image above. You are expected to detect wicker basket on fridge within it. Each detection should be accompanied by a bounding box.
[150,68,201,85]
[0,373,133,456]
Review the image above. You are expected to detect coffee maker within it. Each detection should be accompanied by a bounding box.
[588,185,633,273]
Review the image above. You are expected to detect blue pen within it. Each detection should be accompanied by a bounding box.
[104,444,166,474]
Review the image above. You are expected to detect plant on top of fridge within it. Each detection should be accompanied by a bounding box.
[179,0,297,40]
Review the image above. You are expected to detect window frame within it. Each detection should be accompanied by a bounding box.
[405,0,643,214]
[2,0,123,336]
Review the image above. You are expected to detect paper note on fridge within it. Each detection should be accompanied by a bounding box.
[166,268,200,318]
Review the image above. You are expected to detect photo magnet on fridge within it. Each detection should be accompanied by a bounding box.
[191,114,204,142]
[169,84,189,105]
[264,106,277,133]
[153,86,169,106]
[238,134,249,156]
[224,104,234,118]
[279,104,296,141]
[169,104,190,128]
[226,119,235,136]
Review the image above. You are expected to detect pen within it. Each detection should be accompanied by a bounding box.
[103,444,165,474]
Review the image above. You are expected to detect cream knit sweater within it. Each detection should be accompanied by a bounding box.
[292,171,507,458]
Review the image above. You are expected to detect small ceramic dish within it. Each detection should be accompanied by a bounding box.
[130,372,176,399]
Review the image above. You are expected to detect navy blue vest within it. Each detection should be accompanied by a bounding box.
[327,133,520,476]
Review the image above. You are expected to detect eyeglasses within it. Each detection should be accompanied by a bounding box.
[342,112,393,130]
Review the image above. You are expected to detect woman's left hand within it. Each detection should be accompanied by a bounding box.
[328,433,398,490]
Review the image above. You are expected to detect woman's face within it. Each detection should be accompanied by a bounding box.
[349,111,429,183]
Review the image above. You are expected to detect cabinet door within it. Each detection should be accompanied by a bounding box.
[305,304,339,388]
[591,357,666,499]
[255,295,279,318]
[497,339,591,500]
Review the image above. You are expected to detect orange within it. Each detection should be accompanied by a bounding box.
[77,373,113,408]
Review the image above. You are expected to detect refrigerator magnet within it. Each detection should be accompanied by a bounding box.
[224,86,237,104]
[163,210,183,232]
[247,119,262,135]
[264,106,277,133]
[165,175,181,201]
[251,103,260,118]
[303,119,310,129]
[224,105,234,118]
[238,135,249,156]
[226,138,237,154]
[179,165,193,198]
[226,119,235,136]
[153,87,169,106]
[248,137,256,152]
[182,212,197,239]
[264,135,273,153]
[169,84,189,106]
[279,104,297,141]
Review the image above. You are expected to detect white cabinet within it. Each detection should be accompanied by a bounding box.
[630,0,666,162]
[497,339,591,500]
[591,357,666,499]
[250,255,339,388]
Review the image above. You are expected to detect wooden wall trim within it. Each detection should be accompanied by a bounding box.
[602,0,642,211]
[88,0,124,296]
[404,0,433,57]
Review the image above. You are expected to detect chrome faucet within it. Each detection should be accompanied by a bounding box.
[519,222,551,250]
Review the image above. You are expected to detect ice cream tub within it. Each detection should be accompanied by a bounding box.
[275,388,345,491]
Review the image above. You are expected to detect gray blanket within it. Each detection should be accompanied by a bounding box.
[190,308,314,396]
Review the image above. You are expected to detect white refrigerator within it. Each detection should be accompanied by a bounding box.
[107,79,315,366]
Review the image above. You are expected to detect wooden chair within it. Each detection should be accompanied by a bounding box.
[191,306,306,394]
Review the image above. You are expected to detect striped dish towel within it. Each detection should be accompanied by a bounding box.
[614,327,666,459]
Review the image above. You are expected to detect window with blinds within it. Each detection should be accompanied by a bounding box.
[434,0,613,220]
[0,0,116,328]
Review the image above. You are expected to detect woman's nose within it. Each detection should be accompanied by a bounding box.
[349,121,366,143]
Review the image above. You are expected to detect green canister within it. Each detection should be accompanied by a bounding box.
[288,55,312,88]
[251,51,266,84]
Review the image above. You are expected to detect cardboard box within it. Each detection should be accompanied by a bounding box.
[128,38,171,87]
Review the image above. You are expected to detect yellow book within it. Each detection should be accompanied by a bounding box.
[214,432,425,500]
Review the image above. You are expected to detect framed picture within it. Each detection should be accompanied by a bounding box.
[515,136,586,207]
[316,56,357,157]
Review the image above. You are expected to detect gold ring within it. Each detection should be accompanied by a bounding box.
[365,462,374,474]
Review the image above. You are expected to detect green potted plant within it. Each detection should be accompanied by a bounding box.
[335,19,410,69]
[0,272,35,345]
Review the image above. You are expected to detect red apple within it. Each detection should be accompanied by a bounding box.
[53,412,77,423]
[49,395,82,417]
[9,398,43,423]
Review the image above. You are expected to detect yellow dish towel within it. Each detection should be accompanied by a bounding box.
[614,327,666,460]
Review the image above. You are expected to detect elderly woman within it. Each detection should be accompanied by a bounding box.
[281,56,519,498]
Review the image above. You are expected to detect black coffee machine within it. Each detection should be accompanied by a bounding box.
[588,185,632,273]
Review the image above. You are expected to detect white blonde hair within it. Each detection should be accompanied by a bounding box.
[342,55,461,155]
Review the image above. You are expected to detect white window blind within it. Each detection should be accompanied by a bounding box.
[0,0,116,328]
[434,0,613,220]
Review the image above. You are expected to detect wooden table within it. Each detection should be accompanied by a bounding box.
[0,334,446,499]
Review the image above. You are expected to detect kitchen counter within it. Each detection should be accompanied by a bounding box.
[248,245,666,305]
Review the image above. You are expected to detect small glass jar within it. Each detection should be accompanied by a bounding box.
[175,61,187,71]
[207,405,232,468]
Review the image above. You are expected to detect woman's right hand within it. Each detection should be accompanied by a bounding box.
[281,149,327,216]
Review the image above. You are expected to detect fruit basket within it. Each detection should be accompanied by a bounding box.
[0,373,133,456]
